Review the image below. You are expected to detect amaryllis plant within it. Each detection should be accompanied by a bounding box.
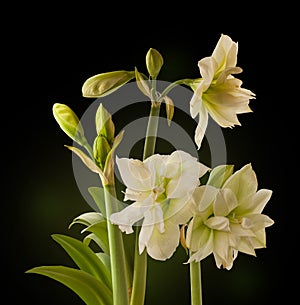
[26,34,274,305]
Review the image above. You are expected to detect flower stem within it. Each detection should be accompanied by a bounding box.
[130,101,161,305]
[104,184,130,305]
[190,261,203,305]
[143,101,161,160]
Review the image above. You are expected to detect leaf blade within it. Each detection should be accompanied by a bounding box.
[26,265,112,305]
[52,234,111,289]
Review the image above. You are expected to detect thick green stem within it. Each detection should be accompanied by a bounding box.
[130,101,161,305]
[143,102,161,160]
[190,261,203,305]
[104,184,130,305]
[129,229,147,305]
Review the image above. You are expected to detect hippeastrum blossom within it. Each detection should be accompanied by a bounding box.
[186,163,274,270]
[190,34,256,149]
[110,150,209,261]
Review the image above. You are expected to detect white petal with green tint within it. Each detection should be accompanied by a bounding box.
[116,156,152,191]
[145,220,181,260]
[213,188,238,216]
[223,163,257,200]
[186,162,274,269]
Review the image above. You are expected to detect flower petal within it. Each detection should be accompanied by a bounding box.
[192,185,218,213]
[110,197,152,234]
[146,220,181,260]
[223,163,258,201]
[213,231,236,269]
[198,57,218,84]
[212,34,238,71]
[166,151,208,198]
[205,216,230,231]
[213,188,238,216]
[237,189,273,215]
[187,229,213,263]
[163,195,193,225]
[116,156,152,191]
[194,105,209,149]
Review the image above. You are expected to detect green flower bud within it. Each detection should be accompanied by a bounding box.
[52,103,87,146]
[95,103,115,144]
[146,48,164,79]
[93,134,112,170]
[82,70,135,98]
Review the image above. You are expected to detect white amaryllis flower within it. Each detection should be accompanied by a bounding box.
[110,150,209,261]
[190,34,256,149]
[186,163,274,270]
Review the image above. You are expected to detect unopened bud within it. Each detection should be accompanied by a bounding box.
[95,103,115,144]
[82,70,135,98]
[52,103,86,146]
[93,134,112,170]
[146,48,164,79]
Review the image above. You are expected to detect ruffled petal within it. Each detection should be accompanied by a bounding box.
[163,195,193,225]
[198,56,218,83]
[205,216,230,231]
[187,229,213,263]
[223,163,258,201]
[144,154,167,187]
[236,237,256,256]
[110,196,152,234]
[116,156,152,191]
[166,151,208,198]
[213,188,238,216]
[213,231,236,269]
[237,189,273,215]
[146,220,181,260]
[245,214,274,231]
[192,185,218,213]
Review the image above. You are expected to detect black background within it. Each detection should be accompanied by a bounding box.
[4,3,294,305]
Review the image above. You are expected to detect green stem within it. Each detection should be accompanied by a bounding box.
[129,228,147,305]
[104,184,130,305]
[190,261,203,305]
[130,101,161,305]
[143,102,161,160]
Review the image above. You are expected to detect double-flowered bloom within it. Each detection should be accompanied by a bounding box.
[110,150,209,260]
[186,163,274,270]
[190,34,256,149]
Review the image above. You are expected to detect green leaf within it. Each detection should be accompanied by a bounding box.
[88,186,106,216]
[163,96,174,126]
[26,265,112,305]
[52,234,111,289]
[82,70,135,98]
[206,164,234,188]
[96,253,111,274]
[134,67,151,97]
[69,211,105,229]
[82,222,110,255]
[65,145,107,184]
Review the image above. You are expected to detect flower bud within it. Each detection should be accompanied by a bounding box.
[52,103,86,146]
[146,48,164,79]
[95,103,115,144]
[93,134,112,170]
[82,70,135,98]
